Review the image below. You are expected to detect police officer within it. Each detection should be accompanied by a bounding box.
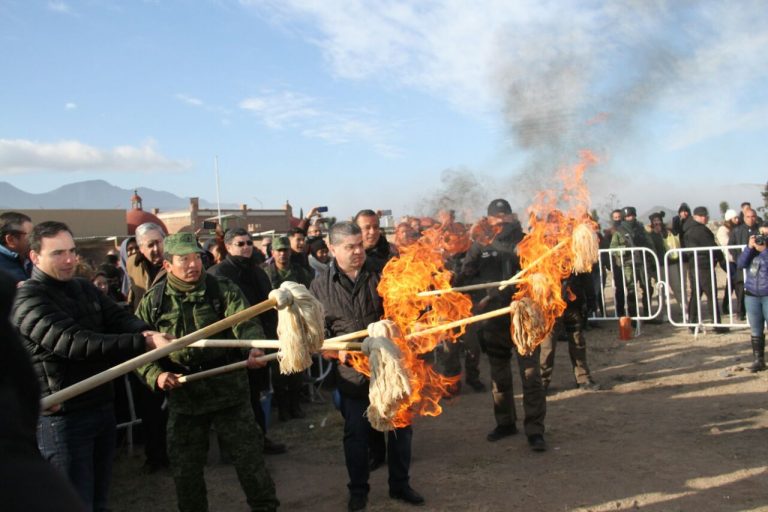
[136,233,278,512]
[459,199,547,451]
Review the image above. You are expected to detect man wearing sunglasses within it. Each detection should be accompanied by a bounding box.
[209,228,287,454]
[0,211,33,284]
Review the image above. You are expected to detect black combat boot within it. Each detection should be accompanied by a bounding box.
[750,335,766,373]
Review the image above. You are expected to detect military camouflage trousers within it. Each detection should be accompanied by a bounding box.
[167,402,279,512]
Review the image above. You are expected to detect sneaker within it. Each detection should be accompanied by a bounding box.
[389,486,425,506]
[527,434,547,452]
[577,380,601,391]
[486,424,518,442]
[348,494,367,511]
[466,379,486,393]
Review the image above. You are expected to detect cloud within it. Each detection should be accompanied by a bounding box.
[175,93,231,119]
[245,0,768,153]
[176,94,203,107]
[0,139,189,174]
[64,102,77,110]
[47,1,70,13]
[239,90,399,156]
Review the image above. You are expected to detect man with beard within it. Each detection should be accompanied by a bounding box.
[136,233,278,512]
[126,222,166,308]
[310,221,424,511]
[209,228,287,455]
[458,199,547,451]
[354,209,397,273]
[0,211,33,284]
[610,206,655,319]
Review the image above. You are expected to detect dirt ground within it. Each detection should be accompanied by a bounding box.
[111,321,768,511]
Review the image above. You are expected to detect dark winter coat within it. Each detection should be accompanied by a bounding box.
[209,254,277,338]
[738,247,768,297]
[681,220,724,268]
[0,244,30,284]
[12,267,149,413]
[310,260,383,399]
[365,235,398,273]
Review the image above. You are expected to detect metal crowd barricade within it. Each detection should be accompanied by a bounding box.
[116,374,142,455]
[588,244,750,335]
[593,247,663,326]
[663,244,749,334]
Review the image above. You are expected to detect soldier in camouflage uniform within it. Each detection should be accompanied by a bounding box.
[136,233,278,512]
[609,206,655,318]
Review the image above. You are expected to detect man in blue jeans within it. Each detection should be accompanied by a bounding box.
[12,221,171,511]
[311,221,424,511]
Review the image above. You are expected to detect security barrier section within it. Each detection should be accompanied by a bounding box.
[591,245,750,333]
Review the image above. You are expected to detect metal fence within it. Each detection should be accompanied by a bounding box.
[591,245,750,335]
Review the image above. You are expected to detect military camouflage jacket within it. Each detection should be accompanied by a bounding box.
[136,273,265,415]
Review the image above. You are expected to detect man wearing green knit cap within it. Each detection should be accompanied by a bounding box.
[137,232,279,512]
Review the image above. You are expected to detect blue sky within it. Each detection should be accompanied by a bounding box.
[1,0,766,222]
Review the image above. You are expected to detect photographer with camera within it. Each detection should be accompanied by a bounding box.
[737,220,768,373]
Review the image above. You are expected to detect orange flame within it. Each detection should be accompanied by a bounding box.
[349,231,473,428]
[512,150,599,353]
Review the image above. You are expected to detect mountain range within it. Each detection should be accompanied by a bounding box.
[0,180,233,211]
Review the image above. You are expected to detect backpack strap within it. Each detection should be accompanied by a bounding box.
[146,273,225,326]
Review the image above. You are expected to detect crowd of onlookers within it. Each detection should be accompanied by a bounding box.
[1,198,767,511]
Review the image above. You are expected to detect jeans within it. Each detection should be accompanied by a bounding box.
[338,394,412,497]
[745,295,768,336]
[37,403,116,512]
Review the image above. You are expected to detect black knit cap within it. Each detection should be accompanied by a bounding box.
[678,202,691,214]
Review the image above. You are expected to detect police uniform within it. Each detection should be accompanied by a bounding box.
[136,233,278,512]
[459,199,546,447]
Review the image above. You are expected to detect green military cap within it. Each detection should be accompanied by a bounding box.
[272,236,290,251]
[164,232,204,256]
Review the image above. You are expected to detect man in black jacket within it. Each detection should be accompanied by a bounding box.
[310,221,424,512]
[354,209,397,273]
[12,221,170,511]
[458,199,547,451]
[209,228,286,454]
[683,207,726,331]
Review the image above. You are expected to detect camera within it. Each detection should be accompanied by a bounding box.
[755,234,767,245]
[316,206,328,213]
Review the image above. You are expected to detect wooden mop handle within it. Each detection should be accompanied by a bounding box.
[177,353,280,384]
[40,297,279,410]
[498,238,569,290]
[417,239,569,297]
[174,308,515,385]
[189,339,364,351]
[405,304,512,338]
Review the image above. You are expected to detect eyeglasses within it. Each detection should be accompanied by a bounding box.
[233,240,254,247]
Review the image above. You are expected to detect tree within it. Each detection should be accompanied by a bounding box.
[719,201,729,217]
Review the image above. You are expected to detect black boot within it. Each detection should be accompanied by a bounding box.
[289,390,306,419]
[750,335,766,373]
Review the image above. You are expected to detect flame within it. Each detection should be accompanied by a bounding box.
[511,150,598,355]
[349,231,473,429]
